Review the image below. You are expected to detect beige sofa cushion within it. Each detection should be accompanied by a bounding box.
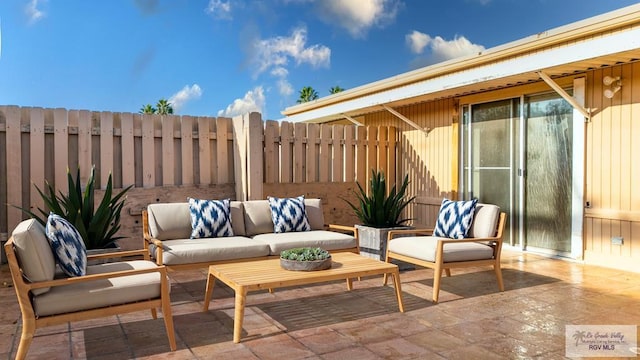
[11,219,56,295]
[253,230,357,255]
[244,198,325,236]
[33,260,162,317]
[148,201,246,239]
[388,236,494,263]
[468,203,500,238]
[149,237,270,265]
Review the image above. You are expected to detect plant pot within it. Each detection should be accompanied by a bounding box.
[87,242,121,265]
[280,257,332,271]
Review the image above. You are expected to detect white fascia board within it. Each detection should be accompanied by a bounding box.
[281,28,640,123]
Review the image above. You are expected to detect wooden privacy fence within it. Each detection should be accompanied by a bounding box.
[0,106,399,253]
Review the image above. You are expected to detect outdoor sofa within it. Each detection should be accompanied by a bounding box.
[142,197,358,269]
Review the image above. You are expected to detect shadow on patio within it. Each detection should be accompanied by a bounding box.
[2,250,639,359]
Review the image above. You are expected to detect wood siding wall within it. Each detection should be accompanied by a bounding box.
[583,62,640,270]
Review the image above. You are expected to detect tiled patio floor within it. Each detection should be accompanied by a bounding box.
[1,250,639,359]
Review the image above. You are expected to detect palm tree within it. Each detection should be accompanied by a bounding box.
[156,99,174,115]
[297,86,319,104]
[329,86,344,94]
[139,104,156,114]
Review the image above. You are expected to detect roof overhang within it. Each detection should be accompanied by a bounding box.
[280,4,640,123]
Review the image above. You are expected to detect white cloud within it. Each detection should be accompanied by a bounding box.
[218,86,265,117]
[408,33,485,68]
[406,30,430,54]
[317,0,400,38]
[168,84,202,112]
[205,0,232,20]
[277,78,294,96]
[252,26,330,77]
[25,0,46,25]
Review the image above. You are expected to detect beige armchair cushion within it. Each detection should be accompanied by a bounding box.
[11,219,56,295]
[33,260,163,317]
[253,230,357,254]
[388,236,494,263]
[468,203,500,238]
[148,201,246,238]
[149,237,270,265]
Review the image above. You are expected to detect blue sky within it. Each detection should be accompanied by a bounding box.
[0,0,638,119]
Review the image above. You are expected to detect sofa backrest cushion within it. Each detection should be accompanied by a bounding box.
[11,219,56,295]
[148,201,246,239]
[243,198,325,237]
[468,203,500,238]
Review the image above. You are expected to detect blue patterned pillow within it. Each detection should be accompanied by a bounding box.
[433,198,478,239]
[268,196,311,233]
[188,198,234,238]
[45,213,87,277]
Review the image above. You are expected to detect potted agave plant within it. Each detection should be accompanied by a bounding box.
[18,166,132,251]
[344,170,414,261]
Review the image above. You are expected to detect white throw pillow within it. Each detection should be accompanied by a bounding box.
[188,198,234,238]
[433,198,478,239]
[267,195,311,233]
[45,213,87,277]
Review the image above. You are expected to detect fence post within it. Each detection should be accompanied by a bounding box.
[247,112,264,200]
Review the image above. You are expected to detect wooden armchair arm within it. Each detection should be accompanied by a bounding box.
[328,224,356,234]
[27,265,168,291]
[387,228,434,241]
[86,249,149,261]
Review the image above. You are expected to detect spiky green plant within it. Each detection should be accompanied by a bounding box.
[344,170,415,228]
[17,166,132,249]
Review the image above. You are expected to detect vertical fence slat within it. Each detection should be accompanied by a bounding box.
[142,114,155,188]
[294,123,306,183]
[4,106,22,232]
[344,125,355,182]
[77,110,92,182]
[247,112,263,199]
[319,124,331,182]
[198,116,211,185]
[53,109,69,189]
[29,108,45,212]
[217,118,230,184]
[332,125,344,182]
[280,121,293,183]
[100,112,114,188]
[264,120,279,183]
[356,126,367,184]
[378,126,388,185]
[388,126,397,191]
[307,124,319,182]
[120,113,135,187]
[181,115,194,185]
[162,115,175,186]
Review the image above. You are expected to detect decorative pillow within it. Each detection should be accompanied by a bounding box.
[45,213,87,277]
[433,198,478,239]
[267,195,311,233]
[188,198,234,238]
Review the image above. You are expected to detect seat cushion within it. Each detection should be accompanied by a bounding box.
[388,236,494,263]
[243,200,274,236]
[11,219,56,295]
[149,237,271,265]
[252,230,357,255]
[33,260,162,317]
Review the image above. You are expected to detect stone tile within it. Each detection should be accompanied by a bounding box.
[243,333,314,360]
[364,337,432,359]
[320,346,384,360]
[294,327,356,354]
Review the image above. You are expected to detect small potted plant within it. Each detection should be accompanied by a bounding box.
[280,247,332,271]
[17,166,132,251]
[344,169,415,260]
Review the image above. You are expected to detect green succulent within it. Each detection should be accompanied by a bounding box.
[280,247,331,261]
[344,170,415,228]
[16,166,132,249]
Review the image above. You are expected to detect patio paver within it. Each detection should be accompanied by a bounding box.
[1,250,639,359]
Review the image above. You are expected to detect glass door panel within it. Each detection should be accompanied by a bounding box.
[524,94,573,253]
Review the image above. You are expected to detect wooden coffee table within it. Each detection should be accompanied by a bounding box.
[202,252,404,343]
